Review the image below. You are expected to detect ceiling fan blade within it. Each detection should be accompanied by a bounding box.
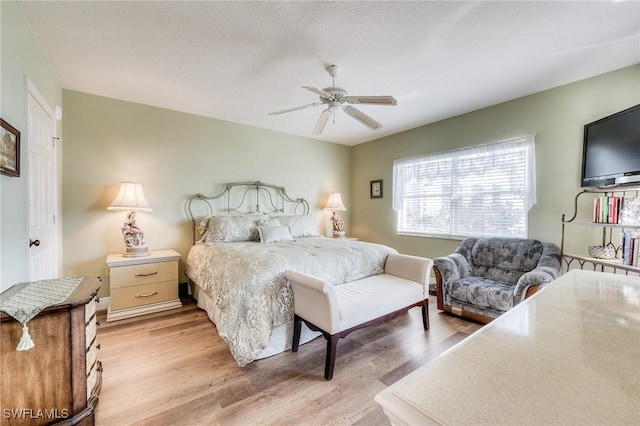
[303,86,333,99]
[343,105,383,131]
[268,102,321,115]
[313,108,332,134]
[345,95,397,106]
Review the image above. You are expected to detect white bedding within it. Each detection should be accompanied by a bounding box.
[186,237,397,366]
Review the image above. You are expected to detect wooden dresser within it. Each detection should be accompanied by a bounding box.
[1,277,102,426]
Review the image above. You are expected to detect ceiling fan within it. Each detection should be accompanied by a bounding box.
[268,65,397,135]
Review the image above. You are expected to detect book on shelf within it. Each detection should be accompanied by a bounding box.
[620,230,640,266]
[593,196,625,224]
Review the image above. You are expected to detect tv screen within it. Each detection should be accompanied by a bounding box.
[581,104,640,187]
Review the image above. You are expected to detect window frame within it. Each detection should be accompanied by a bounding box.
[392,136,536,240]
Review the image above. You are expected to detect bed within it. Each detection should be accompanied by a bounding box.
[186,181,398,366]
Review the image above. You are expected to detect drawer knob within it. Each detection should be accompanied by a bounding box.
[136,291,158,298]
[96,320,101,326]
[135,272,158,277]
[97,343,101,350]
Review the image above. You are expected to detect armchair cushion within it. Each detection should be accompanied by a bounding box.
[470,237,544,282]
[449,277,514,312]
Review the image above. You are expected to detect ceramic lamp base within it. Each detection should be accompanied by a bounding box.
[123,245,150,257]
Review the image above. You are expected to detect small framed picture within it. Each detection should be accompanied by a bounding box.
[370,179,383,199]
[1,119,20,177]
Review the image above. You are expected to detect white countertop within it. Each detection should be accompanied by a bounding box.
[375,269,640,425]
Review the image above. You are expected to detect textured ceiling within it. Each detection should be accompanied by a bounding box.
[17,1,640,146]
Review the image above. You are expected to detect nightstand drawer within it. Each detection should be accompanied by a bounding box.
[110,260,177,289]
[110,280,178,310]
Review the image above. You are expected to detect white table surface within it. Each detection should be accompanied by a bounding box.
[375,269,640,425]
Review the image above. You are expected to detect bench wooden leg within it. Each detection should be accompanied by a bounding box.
[422,300,430,330]
[324,334,339,380]
[292,314,302,352]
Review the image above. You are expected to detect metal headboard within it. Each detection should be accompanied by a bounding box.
[187,181,310,244]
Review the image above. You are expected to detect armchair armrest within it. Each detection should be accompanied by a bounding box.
[285,270,340,333]
[513,243,562,303]
[433,253,471,310]
[433,253,471,284]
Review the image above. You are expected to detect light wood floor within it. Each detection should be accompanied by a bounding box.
[95,297,481,426]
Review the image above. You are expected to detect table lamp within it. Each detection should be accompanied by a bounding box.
[325,192,346,238]
[107,182,153,257]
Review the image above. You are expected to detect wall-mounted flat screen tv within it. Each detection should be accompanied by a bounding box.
[581,104,640,188]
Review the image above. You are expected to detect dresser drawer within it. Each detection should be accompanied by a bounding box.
[85,318,97,350]
[110,280,178,310]
[85,297,97,319]
[86,342,98,375]
[110,260,177,289]
[87,364,99,401]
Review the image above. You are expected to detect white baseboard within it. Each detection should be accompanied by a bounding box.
[97,296,110,312]
[106,299,182,322]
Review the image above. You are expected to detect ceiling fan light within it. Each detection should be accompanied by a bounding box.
[270,65,395,134]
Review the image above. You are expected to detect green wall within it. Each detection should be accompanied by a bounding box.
[62,91,351,297]
[0,0,62,292]
[351,64,640,261]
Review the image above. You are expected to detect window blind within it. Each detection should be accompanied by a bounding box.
[393,136,536,239]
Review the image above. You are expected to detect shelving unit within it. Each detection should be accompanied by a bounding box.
[561,186,640,275]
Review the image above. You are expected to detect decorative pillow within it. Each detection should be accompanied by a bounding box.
[257,218,282,227]
[257,225,295,243]
[201,215,264,243]
[273,215,320,238]
[253,218,282,241]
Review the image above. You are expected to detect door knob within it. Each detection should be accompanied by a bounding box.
[29,239,40,247]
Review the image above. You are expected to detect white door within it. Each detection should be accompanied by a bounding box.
[27,83,58,280]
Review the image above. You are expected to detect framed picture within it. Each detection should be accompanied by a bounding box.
[370,179,383,199]
[1,119,20,177]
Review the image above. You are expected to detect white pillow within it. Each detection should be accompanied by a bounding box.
[254,218,282,241]
[257,225,295,243]
[257,218,281,227]
[201,215,263,243]
[273,215,320,238]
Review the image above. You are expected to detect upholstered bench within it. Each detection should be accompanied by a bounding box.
[285,254,433,380]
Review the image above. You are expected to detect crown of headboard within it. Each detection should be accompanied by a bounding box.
[187,181,310,243]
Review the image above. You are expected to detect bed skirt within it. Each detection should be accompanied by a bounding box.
[191,284,320,360]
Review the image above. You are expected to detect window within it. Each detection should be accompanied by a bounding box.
[393,136,536,239]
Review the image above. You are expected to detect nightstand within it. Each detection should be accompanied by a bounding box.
[333,236,359,241]
[106,249,182,322]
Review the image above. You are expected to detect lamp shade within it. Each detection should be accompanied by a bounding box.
[324,193,346,211]
[107,182,153,212]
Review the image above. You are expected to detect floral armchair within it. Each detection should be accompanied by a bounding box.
[434,237,562,323]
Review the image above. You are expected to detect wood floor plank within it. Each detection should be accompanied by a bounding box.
[378,331,471,386]
[95,297,482,425]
